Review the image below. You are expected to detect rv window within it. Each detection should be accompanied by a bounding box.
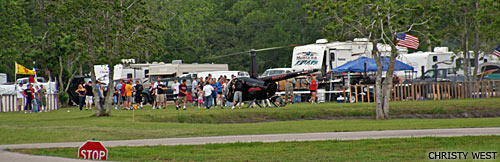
[432,56,438,62]
[145,70,149,75]
[127,73,133,78]
[330,51,335,61]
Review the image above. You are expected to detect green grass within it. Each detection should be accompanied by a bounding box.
[1,98,500,145]
[148,98,500,123]
[13,136,500,161]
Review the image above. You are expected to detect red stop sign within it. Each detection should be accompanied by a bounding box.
[78,141,108,160]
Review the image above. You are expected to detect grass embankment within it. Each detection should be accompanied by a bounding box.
[0,98,500,145]
[14,136,500,161]
[150,98,500,123]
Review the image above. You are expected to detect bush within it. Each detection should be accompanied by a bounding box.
[59,91,69,106]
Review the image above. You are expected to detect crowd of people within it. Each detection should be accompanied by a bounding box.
[74,72,319,111]
[15,83,49,114]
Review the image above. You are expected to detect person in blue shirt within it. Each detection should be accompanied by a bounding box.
[215,78,224,108]
[210,79,219,108]
[96,82,104,109]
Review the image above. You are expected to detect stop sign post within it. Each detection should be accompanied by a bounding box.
[79,141,108,160]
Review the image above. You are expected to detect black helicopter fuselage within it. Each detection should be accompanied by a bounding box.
[224,70,312,102]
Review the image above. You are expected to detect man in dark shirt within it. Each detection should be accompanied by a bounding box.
[155,83,167,109]
[232,79,244,109]
[84,81,93,110]
[177,79,188,110]
[134,80,144,109]
[23,84,34,114]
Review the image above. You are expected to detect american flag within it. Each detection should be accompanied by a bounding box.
[494,44,500,58]
[396,33,419,49]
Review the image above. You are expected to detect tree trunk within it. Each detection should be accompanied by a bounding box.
[58,56,65,91]
[372,40,386,120]
[472,0,480,76]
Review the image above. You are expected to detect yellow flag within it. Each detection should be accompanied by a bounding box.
[15,62,36,75]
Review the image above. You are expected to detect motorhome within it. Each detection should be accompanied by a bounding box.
[148,63,228,80]
[291,38,408,75]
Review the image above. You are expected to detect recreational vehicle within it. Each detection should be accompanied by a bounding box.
[291,38,408,76]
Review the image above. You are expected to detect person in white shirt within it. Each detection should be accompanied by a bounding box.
[203,81,214,109]
[152,78,160,109]
[191,78,199,106]
[16,83,24,112]
[171,79,180,109]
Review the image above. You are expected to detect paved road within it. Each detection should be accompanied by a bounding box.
[1,127,500,161]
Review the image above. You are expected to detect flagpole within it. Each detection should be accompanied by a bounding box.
[33,61,37,83]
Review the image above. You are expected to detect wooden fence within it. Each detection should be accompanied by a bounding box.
[0,94,59,112]
[343,80,500,103]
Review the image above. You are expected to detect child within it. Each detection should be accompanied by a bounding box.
[197,87,204,109]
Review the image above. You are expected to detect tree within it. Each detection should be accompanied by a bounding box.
[0,0,34,81]
[306,0,434,119]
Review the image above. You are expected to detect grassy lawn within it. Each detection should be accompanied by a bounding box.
[0,98,499,145]
[14,136,500,161]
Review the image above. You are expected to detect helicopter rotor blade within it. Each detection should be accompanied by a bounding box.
[208,44,300,59]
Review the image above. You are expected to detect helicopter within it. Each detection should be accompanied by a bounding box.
[211,46,316,107]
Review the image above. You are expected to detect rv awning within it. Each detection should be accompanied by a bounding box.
[332,56,414,72]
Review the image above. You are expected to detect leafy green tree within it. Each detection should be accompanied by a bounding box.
[306,0,435,119]
[0,0,33,81]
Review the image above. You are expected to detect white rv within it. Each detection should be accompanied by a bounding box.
[148,63,229,79]
[396,47,456,78]
[291,38,408,75]
[397,47,500,79]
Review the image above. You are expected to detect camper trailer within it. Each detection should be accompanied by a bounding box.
[291,38,408,76]
[396,47,455,78]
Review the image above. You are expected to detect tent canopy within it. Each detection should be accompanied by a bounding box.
[332,56,414,72]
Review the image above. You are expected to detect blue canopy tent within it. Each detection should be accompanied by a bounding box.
[332,56,414,72]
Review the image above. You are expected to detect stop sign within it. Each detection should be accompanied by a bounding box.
[78,141,108,160]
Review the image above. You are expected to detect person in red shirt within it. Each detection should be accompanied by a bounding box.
[309,74,318,104]
[178,79,188,110]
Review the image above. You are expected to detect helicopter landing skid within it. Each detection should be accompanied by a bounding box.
[247,99,263,108]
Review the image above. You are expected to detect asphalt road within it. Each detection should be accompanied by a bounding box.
[1,127,500,161]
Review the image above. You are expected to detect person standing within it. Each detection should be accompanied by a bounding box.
[171,79,180,109]
[151,78,161,109]
[285,78,295,104]
[120,80,127,109]
[84,81,93,110]
[178,79,188,110]
[197,87,204,109]
[156,82,167,109]
[75,84,86,111]
[23,84,34,114]
[211,79,218,108]
[134,80,144,109]
[38,85,47,112]
[216,78,224,108]
[16,83,24,112]
[232,79,243,109]
[309,75,318,104]
[115,80,123,110]
[33,86,40,113]
[203,81,214,109]
[96,82,104,110]
[191,77,198,106]
[125,80,133,110]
